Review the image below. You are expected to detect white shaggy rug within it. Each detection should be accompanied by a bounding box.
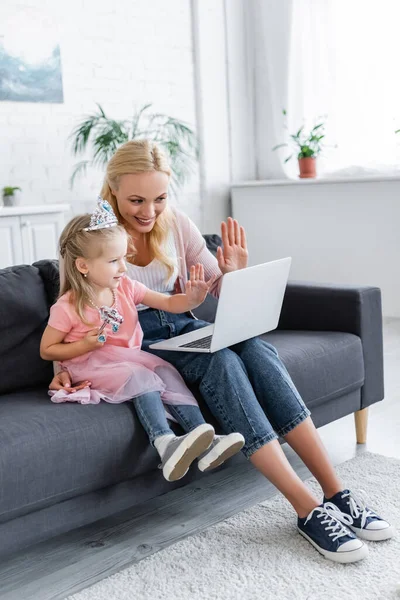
[68,452,400,600]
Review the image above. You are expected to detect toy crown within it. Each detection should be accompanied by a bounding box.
[83,197,118,231]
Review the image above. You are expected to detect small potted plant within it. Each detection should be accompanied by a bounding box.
[2,186,22,207]
[273,110,325,178]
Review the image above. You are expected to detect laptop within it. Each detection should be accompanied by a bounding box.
[149,257,291,353]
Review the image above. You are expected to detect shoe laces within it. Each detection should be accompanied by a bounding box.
[304,504,353,542]
[339,489,377,528]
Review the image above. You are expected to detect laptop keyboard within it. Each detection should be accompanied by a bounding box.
[179,335,213,349]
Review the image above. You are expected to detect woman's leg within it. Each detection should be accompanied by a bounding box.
[138,311,369,561]
[250,441,319,518]
[283,418,343,499]
[232,337,343,498]
[140,314,322,515]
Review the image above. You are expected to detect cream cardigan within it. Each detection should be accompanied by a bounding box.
[170,207,223,299]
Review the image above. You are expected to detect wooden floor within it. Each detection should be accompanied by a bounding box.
[0,319,399,600]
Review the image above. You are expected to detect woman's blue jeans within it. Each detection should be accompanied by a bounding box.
[138,309,311,458]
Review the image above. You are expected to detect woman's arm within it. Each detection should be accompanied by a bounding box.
[142,264,214,314]
[40,325,103,361]
[180,212,248,298]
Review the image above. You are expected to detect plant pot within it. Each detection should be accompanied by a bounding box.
[298,157,317,179]
[2,190,21,206]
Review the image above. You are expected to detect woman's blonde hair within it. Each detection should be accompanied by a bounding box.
[59,214,128,324]
[100,139,176,278]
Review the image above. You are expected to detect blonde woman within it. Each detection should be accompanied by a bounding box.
[51,139,393,563]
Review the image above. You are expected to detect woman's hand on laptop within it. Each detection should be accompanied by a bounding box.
[218,217,248,274]
[185,264,216,309]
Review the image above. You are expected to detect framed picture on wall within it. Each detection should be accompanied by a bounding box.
[0,9,64,103]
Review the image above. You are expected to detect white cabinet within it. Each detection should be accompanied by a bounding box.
[0,204,70,269]
[0,216,23,267]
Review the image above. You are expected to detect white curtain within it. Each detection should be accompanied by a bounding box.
[251,0,400,179]
[250,0,294,179]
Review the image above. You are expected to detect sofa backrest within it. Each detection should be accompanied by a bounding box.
[0,265,53,394]
[34,234,222,324]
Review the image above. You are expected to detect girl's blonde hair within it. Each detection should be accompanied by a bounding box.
[100,139,176,278]
[59,214,128,324]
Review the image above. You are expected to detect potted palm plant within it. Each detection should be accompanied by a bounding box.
[69,103,198,196]
[2,186,22,206]
[273,110,325,178]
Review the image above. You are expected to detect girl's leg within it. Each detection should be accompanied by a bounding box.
[164,404,207,432]
[132,391,214,482]
[167,404,245,471]
[132,391,174,446]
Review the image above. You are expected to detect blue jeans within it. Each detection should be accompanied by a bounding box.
[132,392,207,446]
[139,309,311,458]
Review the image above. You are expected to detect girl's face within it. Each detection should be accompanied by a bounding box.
[112,171,169,236]
[77,233,128,291]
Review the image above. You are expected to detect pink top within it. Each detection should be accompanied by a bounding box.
[48,275,198,407]
[171,208,223,299]
[48,277,148,352]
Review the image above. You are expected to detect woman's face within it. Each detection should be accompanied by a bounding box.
[112,171,169,236]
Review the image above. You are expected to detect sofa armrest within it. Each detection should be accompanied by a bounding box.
[278,281,384,409]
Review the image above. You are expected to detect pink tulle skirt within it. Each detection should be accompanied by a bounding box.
[49,346,198,406]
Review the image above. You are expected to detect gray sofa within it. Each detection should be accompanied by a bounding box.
[0,235,384,559]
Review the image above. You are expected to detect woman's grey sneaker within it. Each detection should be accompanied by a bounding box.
[298,503,368,564]
[198,433,245,472]
[160,424,214,482]
[324,489,394,541]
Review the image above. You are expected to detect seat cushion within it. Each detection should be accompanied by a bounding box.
[0,389,162,524]
[262,330,365,407]
[0,265,54,395]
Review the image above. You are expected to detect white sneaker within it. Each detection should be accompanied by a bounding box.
[160,424,214,482]
[198,433,245,472]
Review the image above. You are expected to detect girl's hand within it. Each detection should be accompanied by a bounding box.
[217,217,248,274]
[185,264,216,309]
[49,370,91,393]
[83,329,105,351]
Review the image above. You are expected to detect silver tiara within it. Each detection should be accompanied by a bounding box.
[83,197,118,231]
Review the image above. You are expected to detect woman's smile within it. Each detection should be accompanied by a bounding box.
[134,216,156,226]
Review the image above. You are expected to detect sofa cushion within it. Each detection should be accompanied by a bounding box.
[0,389,163,524]
[0,265,53,395]
[262,330,365,407]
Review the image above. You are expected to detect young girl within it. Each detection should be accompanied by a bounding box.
[40,198,244,482]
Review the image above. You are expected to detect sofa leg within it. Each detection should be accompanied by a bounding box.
[354,408,369,444]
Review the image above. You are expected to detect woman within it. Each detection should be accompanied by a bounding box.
[51,139,393,563]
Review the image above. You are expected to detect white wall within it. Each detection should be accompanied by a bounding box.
[0,0,201,223]
[232,177,400,318]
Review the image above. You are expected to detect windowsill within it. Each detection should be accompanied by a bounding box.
[231,174,400,188]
